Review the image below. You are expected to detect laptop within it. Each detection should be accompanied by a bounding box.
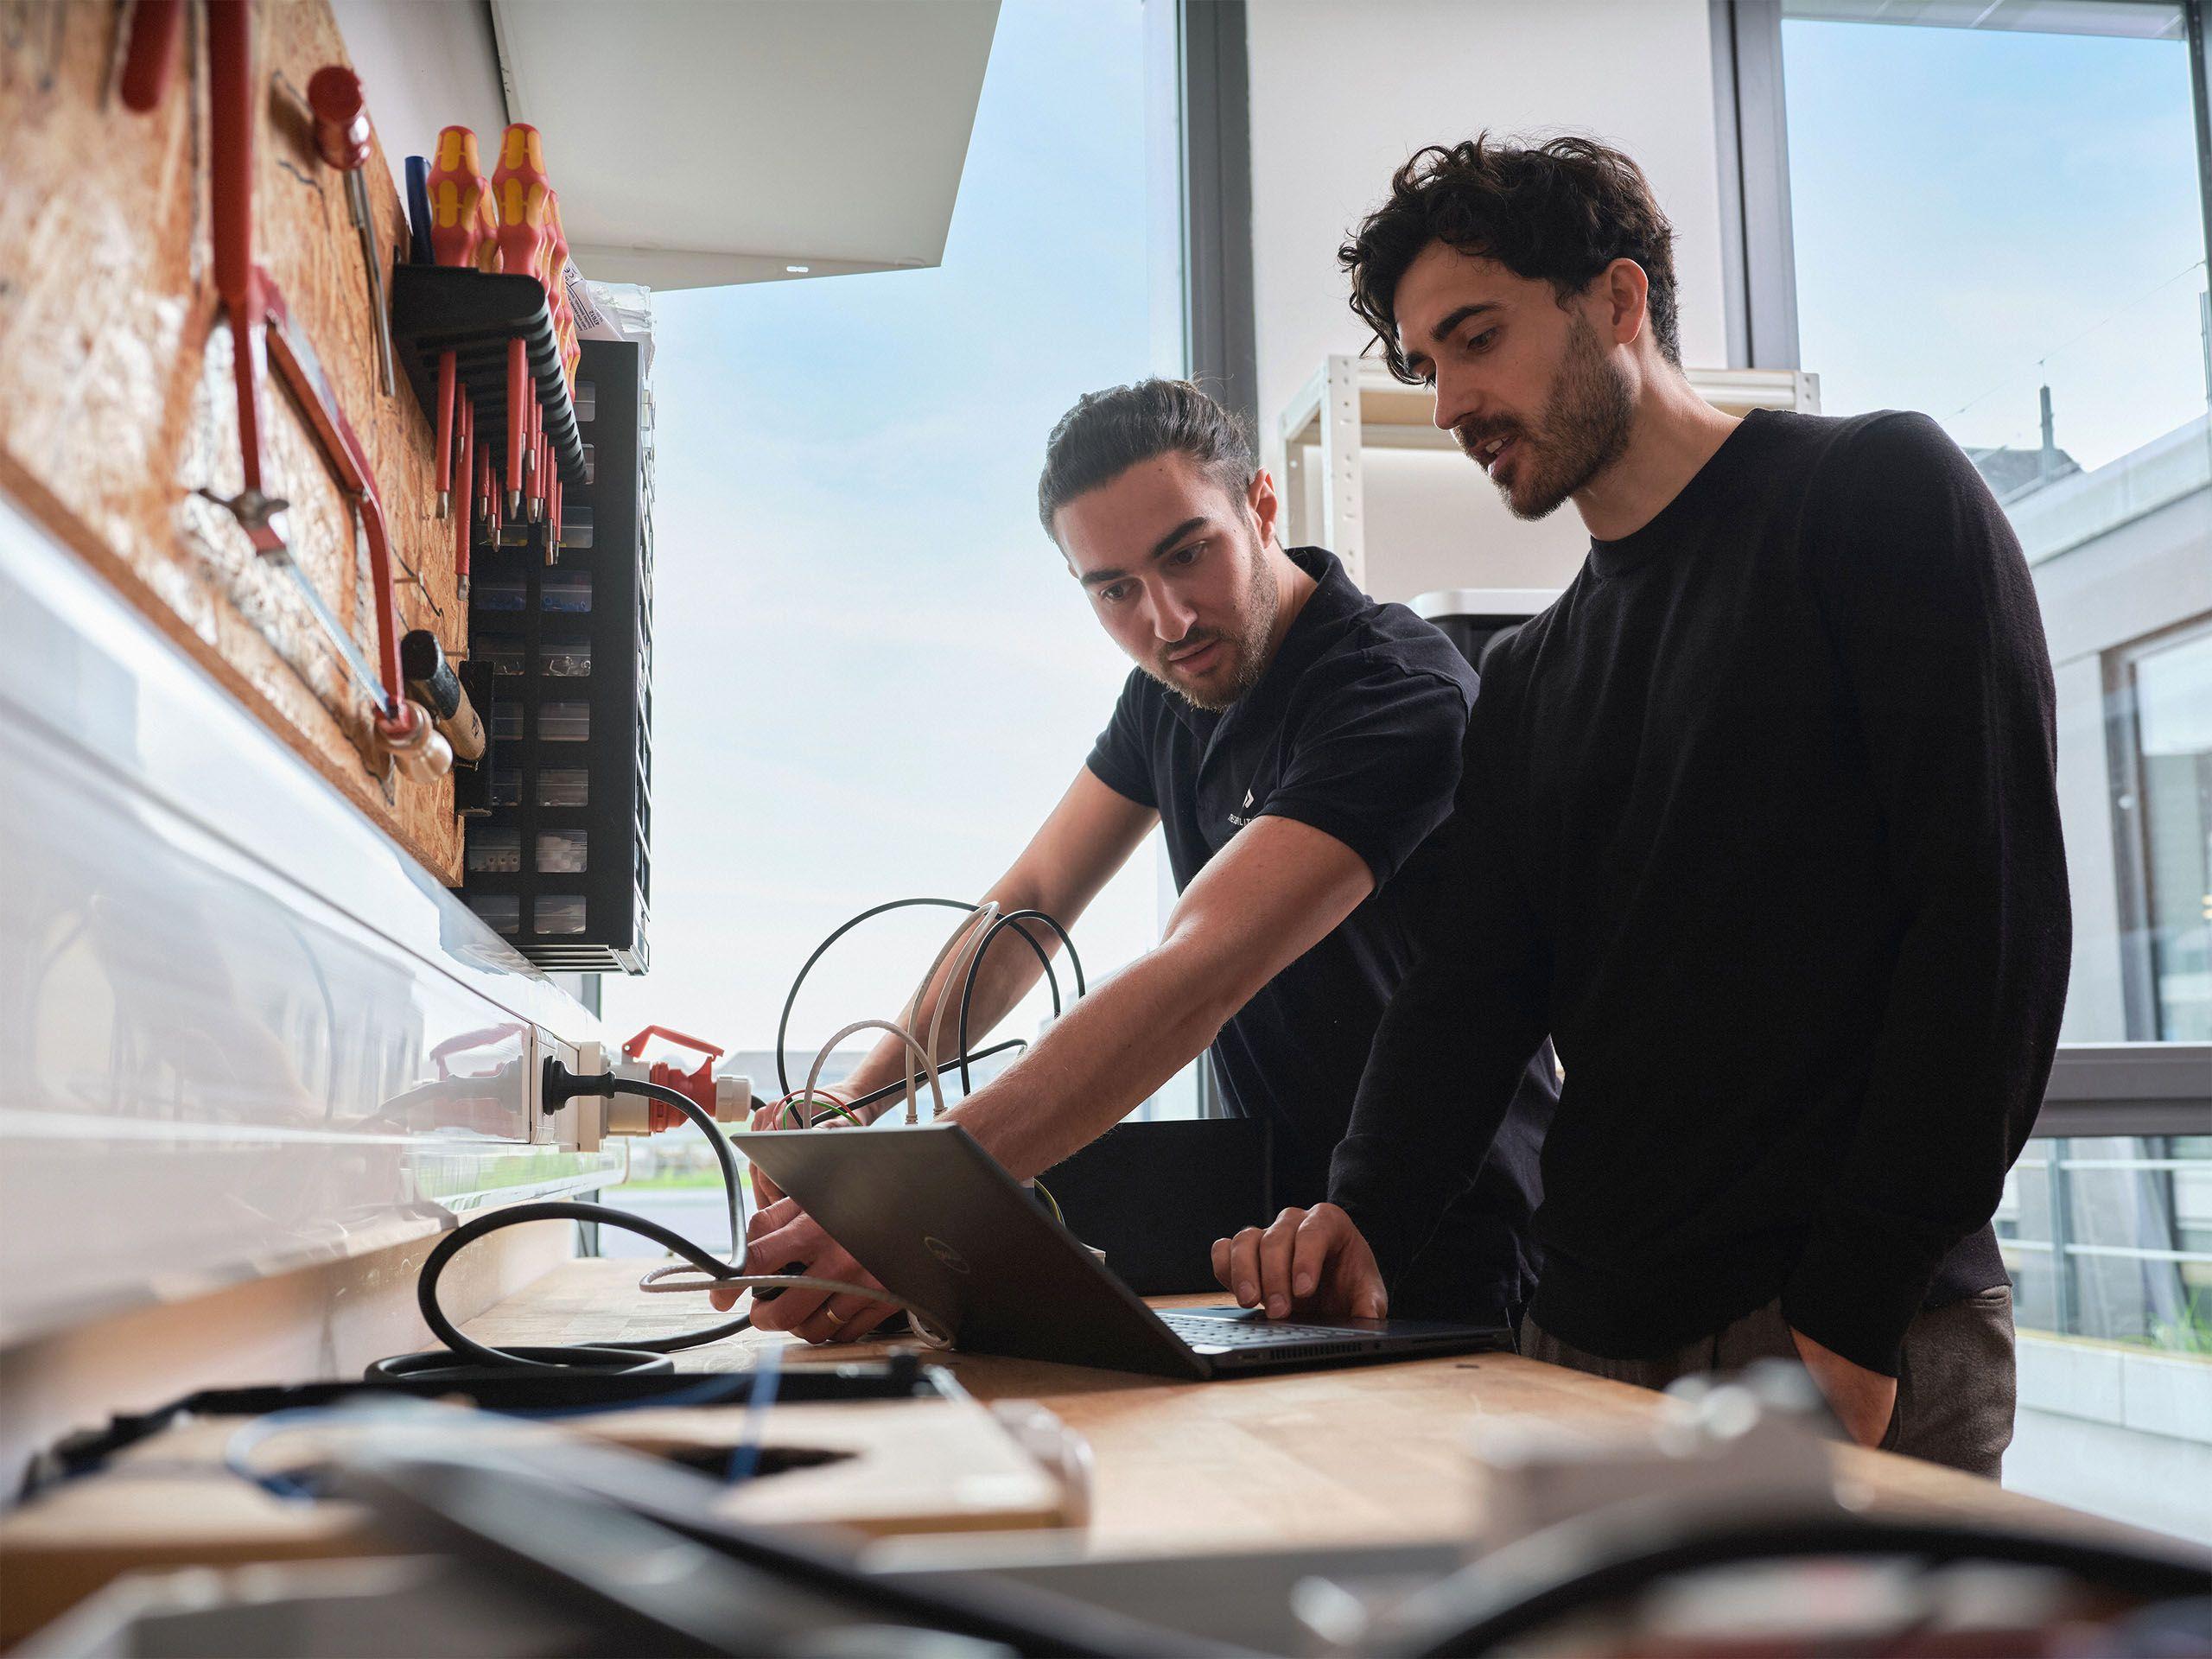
[730,1122,1510,1380]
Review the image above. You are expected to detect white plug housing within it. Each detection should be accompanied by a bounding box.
[602,1055,658,1136]
[714,1074,752,1123]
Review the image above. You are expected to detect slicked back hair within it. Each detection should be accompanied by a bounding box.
[1341,133,1681,380]
[1038,379,1256,537]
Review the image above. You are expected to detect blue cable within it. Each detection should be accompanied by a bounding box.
[725,1347,783,1483]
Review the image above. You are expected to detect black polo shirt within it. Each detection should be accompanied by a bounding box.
[1085,546,1556,1324]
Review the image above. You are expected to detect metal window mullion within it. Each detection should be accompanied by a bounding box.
[2047,1135,2077,1335]
[1179,0,1258,434]
[1716,1,1802,371]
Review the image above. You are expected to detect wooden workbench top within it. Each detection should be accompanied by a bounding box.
[466,1260,2113,1557]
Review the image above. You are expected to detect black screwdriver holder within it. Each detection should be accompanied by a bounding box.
[390,263,587,493]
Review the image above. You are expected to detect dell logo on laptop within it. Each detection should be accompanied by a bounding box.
[923,1235,971,1274]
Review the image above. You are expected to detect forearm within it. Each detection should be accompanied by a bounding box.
[945,935,1234,1180]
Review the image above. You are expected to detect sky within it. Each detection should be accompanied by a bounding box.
[603,4,2209,1076]
[1783,18,2205,471]
[599,0,1166,1074]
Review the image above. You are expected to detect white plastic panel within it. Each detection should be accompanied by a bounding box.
[0,490,623,1344]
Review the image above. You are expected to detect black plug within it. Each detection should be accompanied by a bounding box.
[542,1055,618,1115]
[751,1261,808,1303]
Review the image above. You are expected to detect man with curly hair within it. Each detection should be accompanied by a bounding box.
[1215,136,2069,1478]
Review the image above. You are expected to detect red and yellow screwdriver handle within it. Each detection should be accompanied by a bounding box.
[426,126,489,518]
[492,124,550,519]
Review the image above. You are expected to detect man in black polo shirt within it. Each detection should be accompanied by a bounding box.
[1218,137,2069,1478]
[734,378,1556,1344]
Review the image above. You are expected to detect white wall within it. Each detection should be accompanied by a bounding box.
[1245,0,1730,602]
[329,0,508,194]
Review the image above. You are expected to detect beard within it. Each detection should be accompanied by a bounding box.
[1147,535,1281,714]
[1455,312,1634,520]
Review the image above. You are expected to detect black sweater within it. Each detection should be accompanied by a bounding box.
[1329,409,2071,1377]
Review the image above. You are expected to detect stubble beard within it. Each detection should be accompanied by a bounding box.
[1151,535,1281,715]
[1459,312,1635,521]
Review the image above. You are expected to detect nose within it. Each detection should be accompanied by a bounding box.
[1432,365,1477,435]
[1145,582,1197,643]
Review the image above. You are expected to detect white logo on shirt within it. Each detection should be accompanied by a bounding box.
[1229,786,1256,830]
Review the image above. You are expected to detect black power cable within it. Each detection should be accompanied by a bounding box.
[371,1072,756,1382]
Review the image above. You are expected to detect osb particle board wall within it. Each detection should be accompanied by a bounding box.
[0,0,464,883]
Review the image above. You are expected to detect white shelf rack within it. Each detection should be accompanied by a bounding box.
[1278,358,1821,584]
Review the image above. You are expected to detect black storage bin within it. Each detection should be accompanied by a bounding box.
[459,337,652,972]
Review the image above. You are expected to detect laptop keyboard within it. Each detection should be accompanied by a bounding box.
[1158,1312,1363,1346]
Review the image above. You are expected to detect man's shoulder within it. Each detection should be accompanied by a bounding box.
[1751,407,1974,498]
[1309,591,1478,704]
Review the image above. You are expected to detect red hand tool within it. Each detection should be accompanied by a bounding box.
[492,123,549,521]
[453,385,474,601]
[426,127,489,518]
[305,66,396,397]
[118,0,184,112]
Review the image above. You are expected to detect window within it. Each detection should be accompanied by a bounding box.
[2120,625,2212,1042]
[594,0,1183,1255]
[1766,0,2212,1541]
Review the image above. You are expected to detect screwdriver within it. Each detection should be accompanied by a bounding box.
[401,630,487,763]
[453,387,474,601]
[426,126,489,518]
[306,67,396,397]
[493,122,550,522]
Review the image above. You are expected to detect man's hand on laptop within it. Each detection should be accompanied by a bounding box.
[712,1194,903,1343]
[1212,1203,1388,1321]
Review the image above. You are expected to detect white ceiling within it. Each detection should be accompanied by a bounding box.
[487,0,1001,290]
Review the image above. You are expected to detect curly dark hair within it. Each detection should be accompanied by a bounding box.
[1340,134,1681,381]
[1037,378,1255,536]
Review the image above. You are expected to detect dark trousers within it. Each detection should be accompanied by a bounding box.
[1520,1287,2017,1480]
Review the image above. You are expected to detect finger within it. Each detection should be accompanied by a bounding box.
[792,1288,890,1345]
[828,1300,902,1344]
[1355,1265,1389,1321]
[1210,1236,1233,1290]
[1290,1209,1341,1301]
[1257,1211,1303,1319]
[1224,1228,1263,1306]
[748,1195,801,1238]
[749,1281,833,1334]
[752,1168,785,1208]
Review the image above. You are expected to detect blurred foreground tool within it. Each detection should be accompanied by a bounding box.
[307,67,396,397]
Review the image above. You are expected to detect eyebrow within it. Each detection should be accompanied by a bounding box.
[1077,516,1210,588]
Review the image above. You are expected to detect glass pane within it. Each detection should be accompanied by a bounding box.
[542,571,591,613]
[543,641,593,679]
[1781,10,2208,1048]
[537,895,588,936]
[539,702,590,742]
[537,830,588,874]
[2133,630,2212,1039]
[466,827,521,875]
[467,893,519,936]
[592,0,1184,1205]
[2000,1135,2212,1351]
[537,767,588,808]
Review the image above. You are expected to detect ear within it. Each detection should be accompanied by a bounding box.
[1247,468,1281,545]
[1600,258,1649,352]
